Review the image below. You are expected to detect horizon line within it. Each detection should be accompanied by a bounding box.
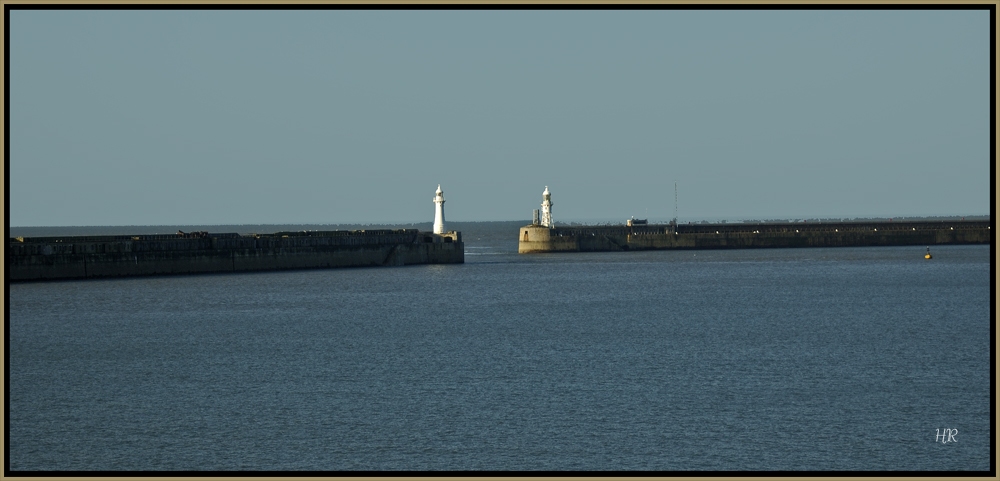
[9,214,993,230]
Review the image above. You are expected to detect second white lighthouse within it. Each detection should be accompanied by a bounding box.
[433,184,447,234]
[540,186,553,228]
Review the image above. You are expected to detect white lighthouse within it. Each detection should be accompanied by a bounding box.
[540,186,553,228]
[432,184,447,234]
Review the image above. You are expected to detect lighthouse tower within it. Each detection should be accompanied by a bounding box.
[432,184,447,234]
[540,186,553,228]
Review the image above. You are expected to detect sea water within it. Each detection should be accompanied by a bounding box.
[6,224,992,471]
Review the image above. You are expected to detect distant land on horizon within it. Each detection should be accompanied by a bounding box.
[8,215,992,238]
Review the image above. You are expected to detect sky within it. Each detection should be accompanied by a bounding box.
[7,8,992,226]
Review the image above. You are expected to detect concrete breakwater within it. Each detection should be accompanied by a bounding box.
[519,220,991,253]
[8,229,463,282]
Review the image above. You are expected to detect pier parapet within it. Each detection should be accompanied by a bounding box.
[8,228,464,282]
[519,220,991,253]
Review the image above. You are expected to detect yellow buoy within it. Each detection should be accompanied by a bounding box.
[925,247,932,259]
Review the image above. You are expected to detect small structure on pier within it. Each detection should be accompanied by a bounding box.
[433,184,447,235]
[540,186,554,228]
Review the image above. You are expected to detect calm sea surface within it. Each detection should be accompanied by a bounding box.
[7,223,993,471]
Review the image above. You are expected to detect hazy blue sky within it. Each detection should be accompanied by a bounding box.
[8,9,991,226]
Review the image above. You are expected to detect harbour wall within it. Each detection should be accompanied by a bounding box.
[8,229,464,282]
[518,220,991,253]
